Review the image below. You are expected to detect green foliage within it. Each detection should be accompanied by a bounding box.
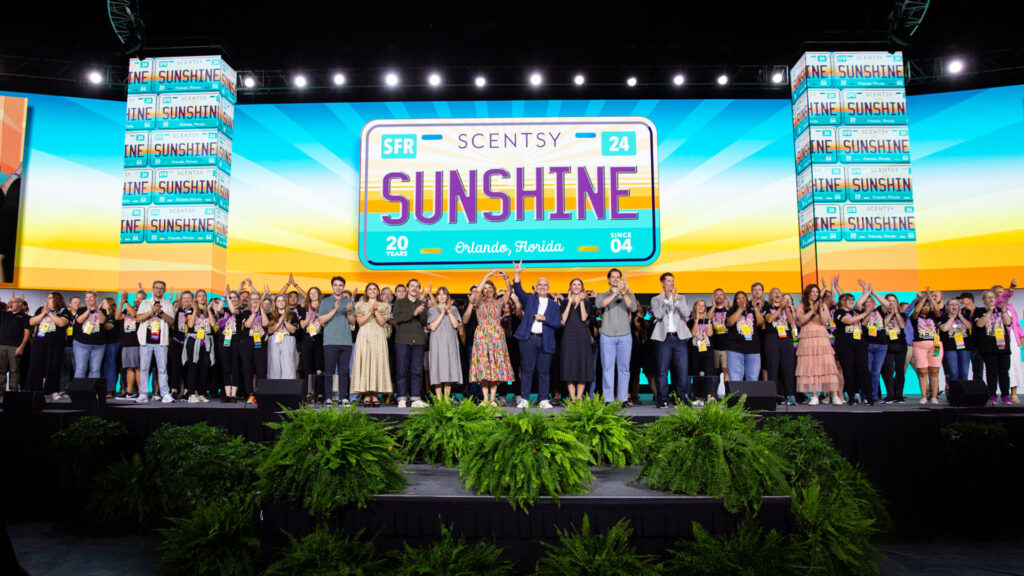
[392,522,513,576]
[762,416,887,575]
[665,518,793,576]
[85,453,160,531]
[264,525,390,576]
[145,422,265,517]
[637,400,790,513]
[258,406,406,518]
[533,515,661,576]
[788,480,881,576]
[398,397,498,467]
[459,408,593,511]
[557,395,641,468]
[50,416,128,488]
[156,495,260,576]
[941,420,1014,462]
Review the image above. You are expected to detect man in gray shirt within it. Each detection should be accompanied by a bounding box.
[596,268,637,403]
[319,276,355,405]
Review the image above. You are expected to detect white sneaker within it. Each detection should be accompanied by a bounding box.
[808,396,819,406]
[161,394,175,404]
[833,397,845,406]
[188,394,200,403]
[516,398,530,409]
[50,392,61,401]
[821,395,831,405]
[324,398,333,406]
[918,396,928,404]
[397,399,408,408]
[198,395,210,403]
[410,399,427,408]
[135,394,150,404]
[929,397,939,405]
[538,400,553,410]
[340,398,351,406]
[694,399,705,408]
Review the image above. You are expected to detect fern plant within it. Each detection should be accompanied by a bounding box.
[665,518,794,576]
[398,397,498,467]
[533,515,662,576]
[144,422,265,517]
[85,453,160,531]
[156,495,260,576]
[258,406,406,518]
[557,395,641,468]
[50,416,128,489]
[459,408,593,511]
[637,401,790,513]
[787,480,882,576]
[264,525,390,576]
[392,521,514,576]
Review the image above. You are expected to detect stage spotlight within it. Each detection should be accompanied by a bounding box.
[333,73,346,85]
[428,72,442,87]
[529,72,542,86]
[626,76,637,87]
[717,74,729,85]
[672,74,685,86]
[475,76,486,87]
[243,76,256,88]
[947,59,964,74]
[294,74,307,88]
[771,71,784,84]
[88,70,103,84]
[385,71,399,87]
[574,74,585,86]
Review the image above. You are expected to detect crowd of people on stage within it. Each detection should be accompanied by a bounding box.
[1,266,1021,408]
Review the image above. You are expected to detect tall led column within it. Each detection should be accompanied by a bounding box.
[120,56,235,290]
[791,52,918,291]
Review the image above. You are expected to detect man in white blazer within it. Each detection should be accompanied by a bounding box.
[650,272,692,408]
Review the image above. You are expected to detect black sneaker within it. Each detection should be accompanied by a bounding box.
[656,400,668,409]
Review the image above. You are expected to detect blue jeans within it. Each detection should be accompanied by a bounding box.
[657,334,690,401]
[103,341,119,392]
[395,343,424,400]
[726,351,760,381]
[867,343,887,402]
[139,343,169,397]
[72,341,105,379]
[600,333,632,401]
[519,335,551,402]
[944,348,971,382]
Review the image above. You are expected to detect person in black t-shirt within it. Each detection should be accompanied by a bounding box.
[116,289,146,397]
[881,293,908,402]
[709,288,731,384]
[910,288,948,404]
[72,291,110,380]
[27,292,72,394]
[99,297,119,396]
[958,292,984,380]
[973,289,1013,403]
[834,292,873,405]
[0,293,30,392]
[725,291,764,382]
[938,299,973,383]
[763,288,797,405]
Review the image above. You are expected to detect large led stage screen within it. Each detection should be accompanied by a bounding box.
[2,85,1022,292]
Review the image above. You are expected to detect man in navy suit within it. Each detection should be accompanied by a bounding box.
[512,261,562,409]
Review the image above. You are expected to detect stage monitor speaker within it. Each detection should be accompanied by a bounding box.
[692,376,718,399]
[947,380,989,407]
[256,378,304,411]
[725,380,777,411]
[3,390,44,412]
[68,378,107,413]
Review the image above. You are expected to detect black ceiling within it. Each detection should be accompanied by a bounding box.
[0,0,1018,100]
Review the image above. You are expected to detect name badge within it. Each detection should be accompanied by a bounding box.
[741,323,753,341]
[66,326,73,337]
[868,325,878,337]
[714,324,726,335]
[253,331,262,347]
[887,328,899,340]
[852,326,862,340]
[933,334,942,356]
[197,328,206,340]
[275,332,284,344]
[776,323,788,337]
[39,320,54,336]
[954,332,965,350]
[150,320,161,334]
[697,339,708,352]
[995,326,1006,348]
[307,324,319,336]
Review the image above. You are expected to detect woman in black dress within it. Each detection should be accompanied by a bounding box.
[560,278,595,400]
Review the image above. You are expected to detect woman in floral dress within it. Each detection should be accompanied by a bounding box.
[469,270,514,406]
[351,282,393,407]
